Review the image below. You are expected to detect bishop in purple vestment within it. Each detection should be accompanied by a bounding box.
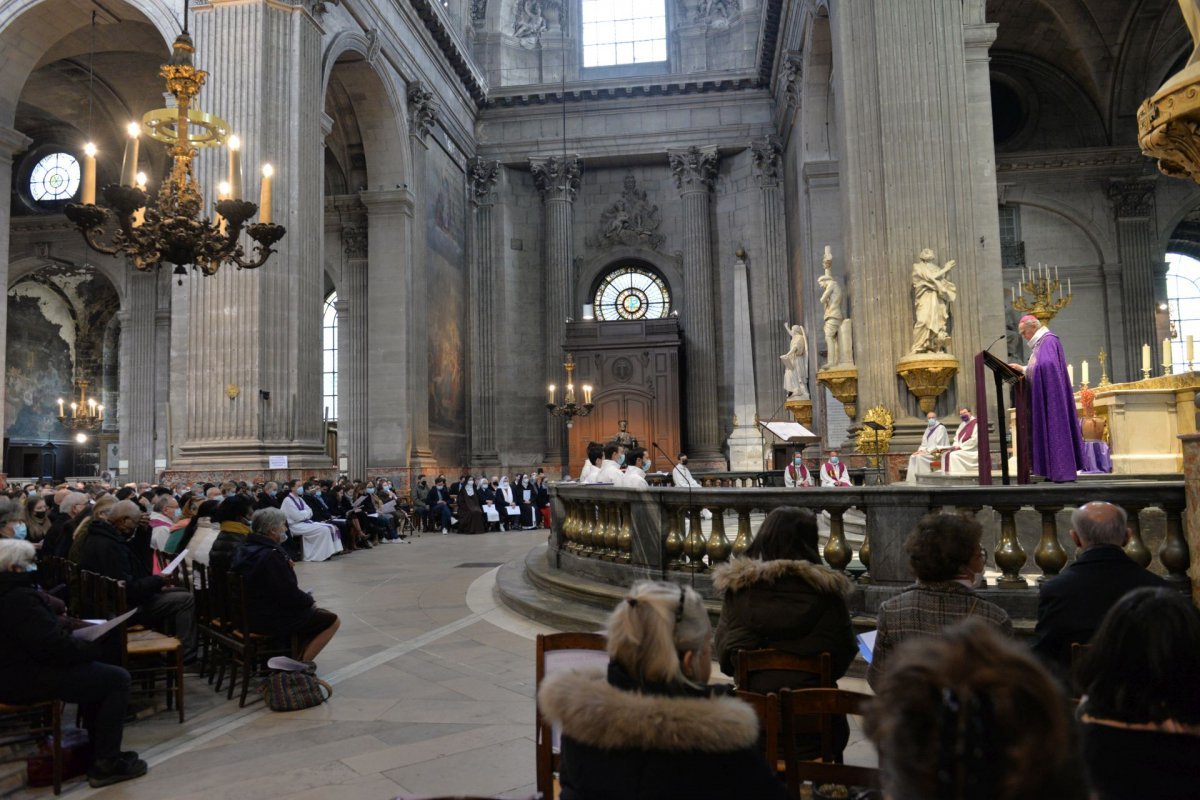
[1011,315,1084,482]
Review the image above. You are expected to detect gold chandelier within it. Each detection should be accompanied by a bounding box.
[57,379,103,434]
[64,5,284,278]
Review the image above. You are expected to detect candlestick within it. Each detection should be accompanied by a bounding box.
[1163,338,1173,374]
[70,402,77,414]
[1142,344,1152,375]
[227,135,242,199]
[259,163,273,224]
[547,384,555,404]
[1067,364,1074,387]
[216,180,232,235]
[1067,278,1071,296]
[82,142,97,204]
[98,404,104,420]
[57,398,64,416]
[583,384,593,405]
[122,122,140,186]
[823,245,832,260]
[1081,360,1089,385]
[566,382,575,403]
[1099,349,1110,386]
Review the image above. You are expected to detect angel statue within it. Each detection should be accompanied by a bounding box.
[781,323,810,399]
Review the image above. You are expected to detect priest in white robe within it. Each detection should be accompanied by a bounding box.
[282,485,343,562]
[906,411,950,484]
[671,453,712,519]
[784,454,814,487]
[820,451,852,487]
[944,408,980,476]
[618,448,650,489]
[593,443,624,485]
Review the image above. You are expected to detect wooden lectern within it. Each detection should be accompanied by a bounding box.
[975,350,1030,485]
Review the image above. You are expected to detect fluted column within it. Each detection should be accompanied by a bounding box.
[1108,180,1159,378]
[468,158,501,466]
[669,145,723,463]
[407,82,438,471]
[0,126,31,476]
[174,0,327,470]
[341,220,369,479]
[120,271,157,482]
[751,136,791,412]
[531,155,582,467]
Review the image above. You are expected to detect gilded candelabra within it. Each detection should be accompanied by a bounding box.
[57,379,103,433]
[1010,263,1071,324]
[64,4,284,279]
[546,353,594,480]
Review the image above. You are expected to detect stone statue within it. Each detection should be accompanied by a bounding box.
[781,323,810,399]
[597,174,664,249]
[909,248,957,354]
[513,0,546,47]
[817,247,847,369]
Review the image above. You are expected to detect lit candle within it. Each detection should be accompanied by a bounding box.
[57,398,64,416]
[1081,360,1089,385]
[1021,267,1027,285]
[823,245,832,260]
[133,171,147,228]
[259,163,273,224]
[583,384,593,405]
[566,382,574,403]
[1067,364,1074,387]
[82,142,97,204]
[97,405,104,420]
[1067,278,1071,296]
[1142,343,1152,373]
[227,135,242,199]
[1163,338,1173,369]
[1188,335,1195,366]
[70,402,78,414]
[122,122,140,186]
[547,384,556,404]
[216,180,231,235]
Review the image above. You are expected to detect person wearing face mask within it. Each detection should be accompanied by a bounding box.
[0,497,27,542]
[516,474,536,529]
[617,448,651,489]
[456,475,487,534]
[944,407,980,476]
[579,443,605,485]
[148,495,181,564]
[594,443,624,485]
[425,477,453,534]
[906,411,950,485]
[256,481,282,510]
[22,495,52,543]
[820,450,852,487]
[783,452,814,488]
[0,539,148,789]
[866,513,1011,690]
[480,478,501,531]
[533,472,552,528]
[281,481,344,561]
[496,476,518,531]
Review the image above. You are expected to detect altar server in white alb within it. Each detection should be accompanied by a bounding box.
[281,483,343,562]
[618,448,650,489]
[821,450,852,487]
[906,411,950,484]
[784,452,814,487]
[944,408,980,475]
[671,452,712,519]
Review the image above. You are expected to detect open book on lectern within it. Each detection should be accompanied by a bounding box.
[757,420,820,443]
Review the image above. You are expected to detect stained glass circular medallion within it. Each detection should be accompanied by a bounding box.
[29,152,81,202]
[593,266,671,321]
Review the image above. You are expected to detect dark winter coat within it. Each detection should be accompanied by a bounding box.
[538,664,788,800]
[76,519,163,606]
[208,521,251,576]
[229,533,315,636]
[0,571,98,691]
[712,557,858,690]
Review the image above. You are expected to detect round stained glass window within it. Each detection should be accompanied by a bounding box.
[593,266,671,321]
[29,152,81,202]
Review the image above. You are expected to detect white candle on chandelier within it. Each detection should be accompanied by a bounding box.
[1164,338,1173,370]
[227,135,242,198]
[259,163,273,224]
[216,180,231,235]
[97,404,104,421]
[82,142,97,204]
[547,384,556,404]
[122,122,140,186]
[57,398,64,416]
[583,384,593,405]
[1067,364,1074,387]
[133,171,148,228]
[1189,335,1195,366]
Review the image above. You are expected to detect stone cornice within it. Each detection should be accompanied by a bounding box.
[0,125,32,158]
[10,215,73,234]
[405,0,488,105]
[996,147,1151,174]
[485,72,761,108]
[359,188,416,214]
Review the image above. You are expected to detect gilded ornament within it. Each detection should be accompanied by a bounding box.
[854,405,894,469]
[896,352,960,414]
[225,383,240,400]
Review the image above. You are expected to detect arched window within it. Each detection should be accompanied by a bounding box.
[581,0,667,67]
[1166,253,1200,366]
[323,293,338,421]
[592,265,671,321]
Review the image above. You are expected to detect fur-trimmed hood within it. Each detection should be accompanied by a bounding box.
[538,668,759,753]
[711,557,853,597]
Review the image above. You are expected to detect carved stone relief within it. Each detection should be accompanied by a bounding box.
[595,174,664,249]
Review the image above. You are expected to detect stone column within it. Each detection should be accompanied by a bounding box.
[750,136,790,413]
[531,155,582,468]
[174,0,328,471]
[407,81,438,472]
[1108,180,1159,378]
[0,126,31,479]
[831,1,1003,441]
[340,219,369,479]
[120,271,157,482]
[468,158,501,467]
[668,145,723,464]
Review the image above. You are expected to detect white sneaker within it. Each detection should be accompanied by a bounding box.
[442,528,448,535]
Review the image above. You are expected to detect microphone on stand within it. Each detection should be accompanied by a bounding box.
[652,442,698,585]
[984,333,1007,352]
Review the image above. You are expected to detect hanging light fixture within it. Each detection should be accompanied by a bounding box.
[64,0,284,278]
[56,379,104,433]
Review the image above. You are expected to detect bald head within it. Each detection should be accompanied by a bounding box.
[1070,501,1128,548]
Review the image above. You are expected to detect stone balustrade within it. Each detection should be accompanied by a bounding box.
[547,484,1191,608]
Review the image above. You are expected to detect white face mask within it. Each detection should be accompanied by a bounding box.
[642,460,651,471]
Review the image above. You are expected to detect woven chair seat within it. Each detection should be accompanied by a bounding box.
[127,635,182,656]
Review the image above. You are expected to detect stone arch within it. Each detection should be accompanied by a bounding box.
[1002,195,1112,268]
[798,4,835,161]
[575,247,684,318]
[989,52,1108,150]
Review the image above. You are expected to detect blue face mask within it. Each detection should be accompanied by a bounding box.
[173,508,182,520]
[25,562,37,572]
[928,418,937,427]
[830,457,840,466]
[617,453,626,466]
[13,523,28,540]
[314,490,322,498]
[366,487,376,495]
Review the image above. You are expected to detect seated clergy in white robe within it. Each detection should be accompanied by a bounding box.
[282,487,344,562]
[592,444,624,485]
[784,455,814,487]
[820,451,852,487]
[944,408,980,475]
[907,412,950,484]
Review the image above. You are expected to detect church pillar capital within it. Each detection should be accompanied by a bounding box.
[469,157,500,207]
[530,155,582,203]
[751,136,783,188]
[1108,179,1156,220]
[669,145,719,194]
[407,80,440,143]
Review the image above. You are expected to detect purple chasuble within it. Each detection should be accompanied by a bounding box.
[1026,331,1084,482]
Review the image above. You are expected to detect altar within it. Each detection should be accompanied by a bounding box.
[1088,372,1198,475]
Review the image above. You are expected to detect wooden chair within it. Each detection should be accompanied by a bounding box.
[735,649,833,690]
[535,632,609,800]
[225,572,296,708]
[1070,642,1093,699]
[734,689,782,773]
[779,688,879,798]
[0,700,63,795]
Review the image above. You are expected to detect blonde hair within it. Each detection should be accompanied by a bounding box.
[606,580,710,688]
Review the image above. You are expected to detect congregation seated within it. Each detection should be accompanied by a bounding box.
[0,540,147,789]
[867,512,1011,688]
[1077,587,1200,800]
[68,494,117,563]
[410,475,429,529]
[616,448,650,489]
[426,476,453,533]
[256,481,282,510]
[538,580,789,800]
[456,478,487,534]
[1031,500,1166,678]
[864,619,1088,800]
[77,500,198,661]
[209,494,256,574]
[280,482,344,562]
[230,509,341,665]
[41,491,90,560]
[22,493,52,543]
[148,493,180,559]
[179,499,221,566]
[713,506,857,759]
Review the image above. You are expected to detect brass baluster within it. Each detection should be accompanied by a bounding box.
[595,503,611,560]
[858,527,871,584]
[993,505,1027,588]
[706,508,731,565]
[603,502,620,560]
[1033,504,1068,580]
[583,503,600,558]
[682,506,707,572]
[664,506,684,570]
[617,503,633,564]
[1158,500,1192,591]
[731,507,753,558]
[1123,505,1151,568]
[560,500,575,553]
[823,507,851,572]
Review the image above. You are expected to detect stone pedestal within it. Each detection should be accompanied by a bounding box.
[786,398,813,428]
[896,352,960,414]
[817,366,858,420]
